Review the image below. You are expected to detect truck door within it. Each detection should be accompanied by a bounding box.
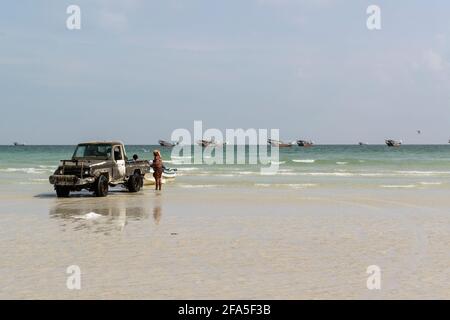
[113,145,126,179]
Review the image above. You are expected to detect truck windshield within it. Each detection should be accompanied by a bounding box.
[73,144,112,159]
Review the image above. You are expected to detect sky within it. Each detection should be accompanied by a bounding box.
[1,0,449,144]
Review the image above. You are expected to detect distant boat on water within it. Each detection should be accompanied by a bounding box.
[296,140,314,147]
[267,139,293,147]
[158,139,177,147]
[358,142,368,146]
[197,139,226,147]
[385,139,402,147]
[13,142,25,146]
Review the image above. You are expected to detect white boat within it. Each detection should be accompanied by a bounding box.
[158,140,177,147]
[296,140,314,147]
[144,167,177,185]
[143,175,166,186]
[197,139,226,147]
[267,139,293,147]
[385,139,402,147]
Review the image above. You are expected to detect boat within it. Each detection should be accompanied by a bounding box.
[267,139,293,147]
[296,140,314,147]
[385,139,402,147]
[358,142,368,146]
[13,142,25,146]
[158,139,177,147]
[197,139,226,147]
[143,175,166,186]
[144,167,177,185]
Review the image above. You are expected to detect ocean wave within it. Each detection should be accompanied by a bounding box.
[419,182,443,185]
[380,185,417,188]
[336,162,348,165]
[239,171,258,175]
[177,184,222,188]
[255,183,317,189]
[176,167,199,172]
[0,168,49,174]
[269,160,286,165]
[394,171,450,176]
[292,159,315,163]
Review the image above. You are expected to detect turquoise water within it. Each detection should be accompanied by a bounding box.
[1,145,450,189]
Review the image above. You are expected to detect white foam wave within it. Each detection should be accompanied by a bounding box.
[176,167,199,172]
[0,168,47,174]
[292,159,315,163]
[269,161,286,165]
[380,185,417,189]
[419,182,443,185]
[178,184,221,189]
[255,183,317,188]
[394,171,450,176]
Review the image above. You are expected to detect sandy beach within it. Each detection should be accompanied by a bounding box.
[1,182,449,299]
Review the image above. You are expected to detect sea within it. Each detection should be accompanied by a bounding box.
[1,144,450,191]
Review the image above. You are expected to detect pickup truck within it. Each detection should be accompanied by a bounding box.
[49,141,151,197]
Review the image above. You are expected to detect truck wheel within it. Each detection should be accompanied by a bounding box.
[55,186,70,198]
[94,175,109,197]
[128,172,142,193]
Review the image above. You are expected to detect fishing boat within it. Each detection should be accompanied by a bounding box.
[358,142,368,146]
[13,142,25,146]
[158,139,176,147]
[198,139,214,147]
[197,139,226,147]
[296,140,314,147]
[267,139,293,147]
[385,139,402,147]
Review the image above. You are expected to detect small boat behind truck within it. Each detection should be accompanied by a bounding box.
[385,139,402,147]
[144,167,177,186]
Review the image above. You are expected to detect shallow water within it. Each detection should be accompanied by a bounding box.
[1,145,450,299]
[1,145,450,190]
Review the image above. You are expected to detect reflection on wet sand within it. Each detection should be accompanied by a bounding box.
[49,194,163,232]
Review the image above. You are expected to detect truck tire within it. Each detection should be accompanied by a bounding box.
[94,175,109,197]
[128,172,142,193]
[55,186,70,198]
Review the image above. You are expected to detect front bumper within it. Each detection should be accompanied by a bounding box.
[49,175,95,186]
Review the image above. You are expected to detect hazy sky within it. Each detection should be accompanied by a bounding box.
[1,0,449,144]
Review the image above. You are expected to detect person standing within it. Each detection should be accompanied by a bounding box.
[151,150,163,190]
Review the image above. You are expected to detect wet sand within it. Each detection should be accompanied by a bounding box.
[0,184,449,299]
